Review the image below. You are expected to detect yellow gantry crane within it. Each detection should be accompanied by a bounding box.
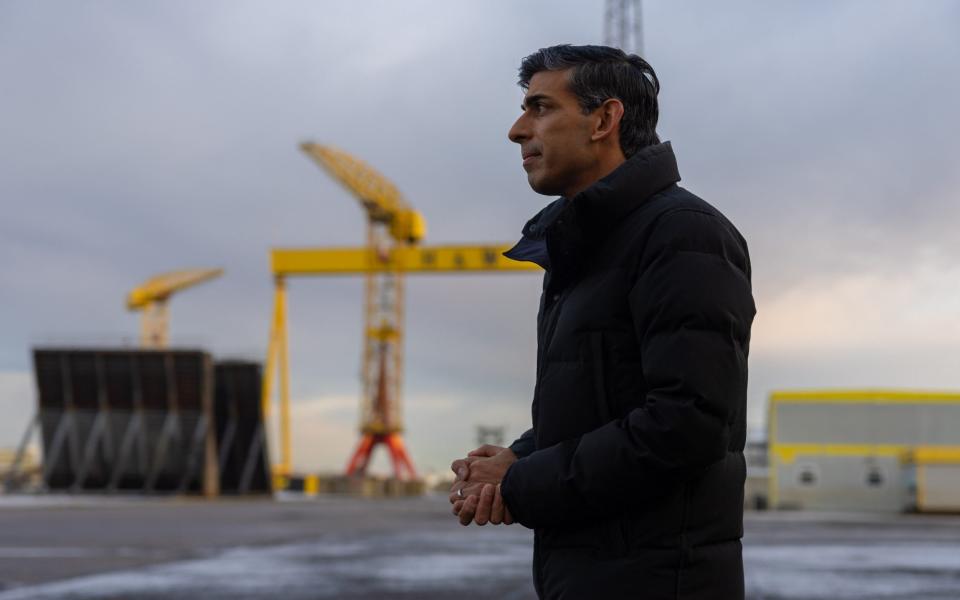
[127,269,223,348]
[262,143,540,479]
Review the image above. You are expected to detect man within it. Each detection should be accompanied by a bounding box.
[449,45,755,599]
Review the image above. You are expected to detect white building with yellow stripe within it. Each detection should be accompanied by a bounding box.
[768,389,960,512]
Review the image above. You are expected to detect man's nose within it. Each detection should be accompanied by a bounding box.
[508,115,528,144]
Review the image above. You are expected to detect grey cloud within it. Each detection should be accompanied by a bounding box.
[2,1,959,469]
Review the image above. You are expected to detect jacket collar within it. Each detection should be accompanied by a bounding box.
[503,141,681,271]
[569,141,680,232]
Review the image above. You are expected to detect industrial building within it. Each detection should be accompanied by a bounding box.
[3,349,270,497]
[768,389,960,512]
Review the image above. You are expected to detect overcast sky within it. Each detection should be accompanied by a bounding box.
[1,1,959,475]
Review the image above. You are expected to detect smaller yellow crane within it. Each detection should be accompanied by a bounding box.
[127,269,223,348]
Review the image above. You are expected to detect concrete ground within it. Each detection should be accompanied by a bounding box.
[0,494,959,599]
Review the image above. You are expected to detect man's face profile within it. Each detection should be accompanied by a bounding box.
[508,69,598,197]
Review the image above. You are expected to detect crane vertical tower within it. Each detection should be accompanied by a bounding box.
[604,0,644,55]
[300,143,422,480]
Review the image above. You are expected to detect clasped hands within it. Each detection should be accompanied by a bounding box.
[448,444,517,526]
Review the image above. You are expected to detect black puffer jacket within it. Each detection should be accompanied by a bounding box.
[500,142,755,600]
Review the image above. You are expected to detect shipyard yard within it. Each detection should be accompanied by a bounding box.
[0,495,957,600]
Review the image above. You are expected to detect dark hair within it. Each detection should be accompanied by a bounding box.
[518,44,660,158]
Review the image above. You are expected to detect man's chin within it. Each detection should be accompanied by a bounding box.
[526,174,562,197]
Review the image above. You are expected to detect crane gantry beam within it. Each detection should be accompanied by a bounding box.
[271,245,539,276]
[263,252,540,477]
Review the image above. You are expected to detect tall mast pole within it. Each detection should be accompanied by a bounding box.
[603,0,644,55]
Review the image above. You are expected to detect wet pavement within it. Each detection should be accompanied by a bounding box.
[1,494,958,599]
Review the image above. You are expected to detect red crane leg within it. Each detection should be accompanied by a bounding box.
[345,433,375,477]
[345,433,418,480]
[386,433,418,480]
[386,438,404,481]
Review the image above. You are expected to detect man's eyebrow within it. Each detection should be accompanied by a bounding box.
[521,94,550,109]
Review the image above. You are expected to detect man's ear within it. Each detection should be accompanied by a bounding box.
[591,98,625,143]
